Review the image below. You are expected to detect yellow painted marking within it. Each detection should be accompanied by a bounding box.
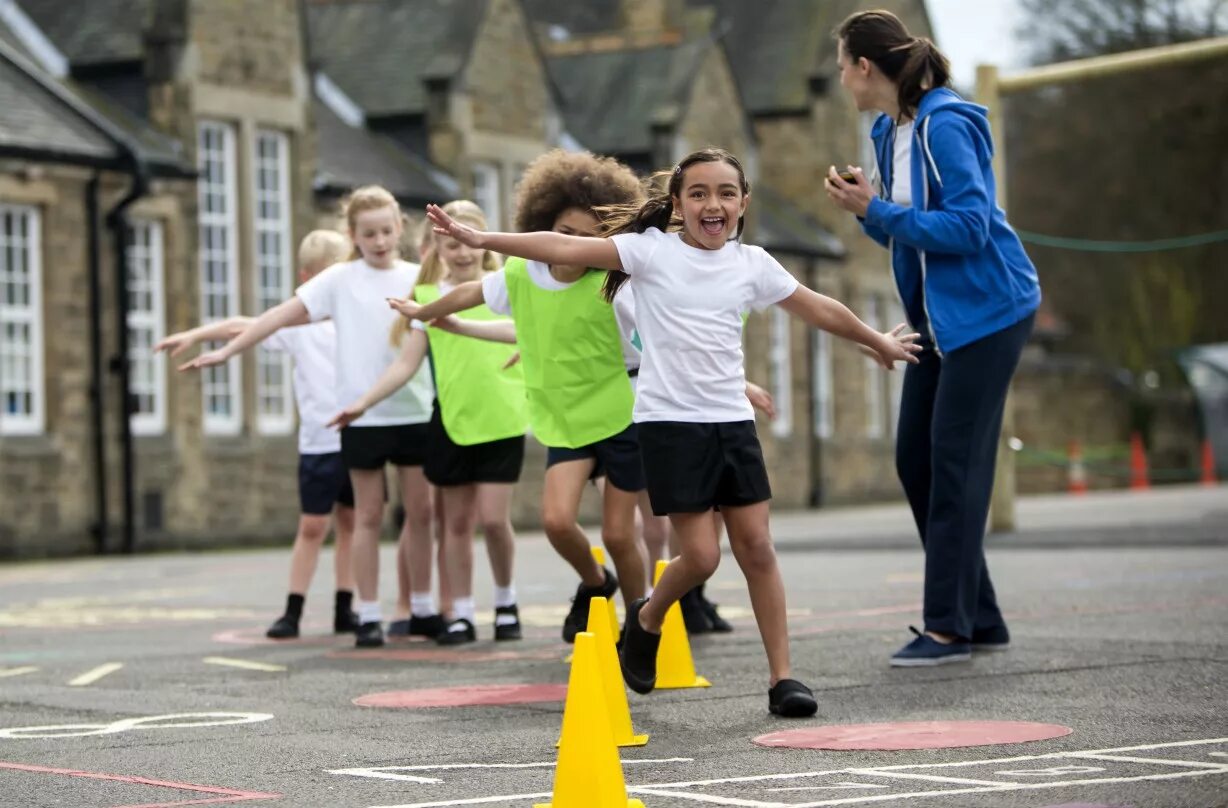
[68,662,124,686]
[203,656,286,672]
[0,666,39,679]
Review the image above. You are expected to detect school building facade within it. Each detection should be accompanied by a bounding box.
[0,0,933,557]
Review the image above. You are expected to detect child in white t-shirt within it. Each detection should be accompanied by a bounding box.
[425,147,921,718]
[157,230,359,638]
[182,187,444,649]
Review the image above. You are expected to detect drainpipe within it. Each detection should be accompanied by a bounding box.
[86,173,108,553]
[106,155,150,554]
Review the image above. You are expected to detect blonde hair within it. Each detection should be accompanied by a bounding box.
[297,229,351,276]
[389,200,498,345]
[340,185,402,260]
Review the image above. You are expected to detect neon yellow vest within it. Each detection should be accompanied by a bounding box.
[414,283,527,446]
[504,258,633,448]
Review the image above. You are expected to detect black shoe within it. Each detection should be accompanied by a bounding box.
[408,613,446,639]
[436,617,477,645]
[354,621,385,648]
[971,624,1011,652]
[697,586,733,633]
[680,587,713,634]
[562,567,619,643]
[386,619,411,637]
[493,605,522,641]
[618,597,660,695]
[768,678,818,718]
[266,614,299,639]
[334,610,359,634]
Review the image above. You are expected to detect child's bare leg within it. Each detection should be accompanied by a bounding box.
[434,487,452,615]
[332,504,355,592]
[638,510,721,631]
[541,460,604,586]
[348,469,386,602]
[477,483,516,590]
[397,466,435,610]
[721,501,791,685]
[638,491,670,569]
[601,483,648,606]
[440,485,478,605]
[287,513,331,594]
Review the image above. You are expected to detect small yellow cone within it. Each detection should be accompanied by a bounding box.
[652,560,711,690]
[558,597,648,748]
[536,633,646,808]
[590,546,620,640]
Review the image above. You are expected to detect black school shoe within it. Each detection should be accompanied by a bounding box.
[618,597,660,695]
[493,605,522,641]
[698,586,734,633]
[354,621,385,648]
[768,679,818,718]
[680,587,713,634]
[266,614,299,639]
[408,613,446,639]
[562,567,619,643]
[436,617,477,645]
[334,610,359,634]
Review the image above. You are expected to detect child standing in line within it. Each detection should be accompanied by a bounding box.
[182,186,445,648]
[156,230,358,639]
[425,147,921,717]
[331,200,526,645]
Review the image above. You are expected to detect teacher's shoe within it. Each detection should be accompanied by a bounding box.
[890,626,971,667]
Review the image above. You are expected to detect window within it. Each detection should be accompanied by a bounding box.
[864,294,885,438]
[471,161,502,230]
[253,129,293,434]
[197,120,242,435]
[0,204,42,434]
[811,329,833,439]
[127,219,165,435]
[768,307,792,437]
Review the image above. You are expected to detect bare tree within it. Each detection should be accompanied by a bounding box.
[1019,0,1228,63]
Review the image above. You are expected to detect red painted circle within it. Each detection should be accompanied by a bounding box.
[753,720,1072,751]
[354,684,568,709]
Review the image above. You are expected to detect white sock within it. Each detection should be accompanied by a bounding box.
[645,585,654,599]
[410,592,435,618]
[357,600,382,624]
[493,585,517,608]
[451,597,476,623]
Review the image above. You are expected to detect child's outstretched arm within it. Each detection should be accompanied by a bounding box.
[427,203,622,272]
[430,316,517,345]
[178,299,309,371]
[155,316,254,358]
[745,380,776,420]
[777,286,922,369]
[388,279,484,323]
[327,330,429,429]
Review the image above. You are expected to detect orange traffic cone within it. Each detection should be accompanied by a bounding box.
[1067,440,1088,495]
[1129,432,1150,490]
[1200,439,1218,486]
[652,560,711,690]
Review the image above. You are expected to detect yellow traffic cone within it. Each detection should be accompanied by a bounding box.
[652,560,711,690]
[536,633,646,808]
[590,546,620,640]
[559,597,648,748]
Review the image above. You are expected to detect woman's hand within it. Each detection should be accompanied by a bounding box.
[388,297,422,320]
[426,203,486,248]
[825,165,875,217]
[745,381,777,420]
[868,323,922,369]
[327,402,366,430]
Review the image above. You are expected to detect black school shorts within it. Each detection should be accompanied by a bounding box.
[637,420,771,516]
[340,423,430,470]
[424,406,525,487]
[545,422,645,493]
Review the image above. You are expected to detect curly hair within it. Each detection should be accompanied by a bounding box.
[513,149,644,233]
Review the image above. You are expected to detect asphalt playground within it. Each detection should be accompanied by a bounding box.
[1,484,1225,808]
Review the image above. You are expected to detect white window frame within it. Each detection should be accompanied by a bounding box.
[127,218,166,435]
[811,329,833,440]
[252,128,294,435]
[864,294,886,439]
[768,306,792,438]
[0,203,43,435]
[197,120,242,435]
[471,161,502,230]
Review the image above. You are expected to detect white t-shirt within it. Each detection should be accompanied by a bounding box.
[296,258,434,426]
[892,120,914,207]
[482,261,641,371]
[610,228,799,422]
[263,321,341,454]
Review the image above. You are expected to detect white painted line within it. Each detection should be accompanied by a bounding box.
[202,656,286,672]
[768,783,889,792]
[333,758,692,784]
[631,788,790,807]
[1070,752,1228,769]
[0,666,38,679]
[68,663,123,686]
[850,769,1012,787]
[369,794,551,808]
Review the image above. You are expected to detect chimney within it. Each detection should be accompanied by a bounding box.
[143,0,189,84]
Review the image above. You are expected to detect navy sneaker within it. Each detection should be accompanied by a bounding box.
[768,678,818,718]
[890,626,971,667]
[971,624,1011,652]
[436,617,477,646]
[562,567,618,643]
[618,597,660,694]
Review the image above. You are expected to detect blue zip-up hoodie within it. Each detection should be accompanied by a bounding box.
[860,87,1040,354]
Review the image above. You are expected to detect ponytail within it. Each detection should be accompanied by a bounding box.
[836,11,951,119]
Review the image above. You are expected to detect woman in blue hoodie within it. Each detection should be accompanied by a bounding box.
[826,10,1041,666]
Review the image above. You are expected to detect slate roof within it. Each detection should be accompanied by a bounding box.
[313,95,457,205]
[305,0,486,118]
[545,37,710,156]
[0,46,117,163]
[753,187,845,259]
[19,0,148,66]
